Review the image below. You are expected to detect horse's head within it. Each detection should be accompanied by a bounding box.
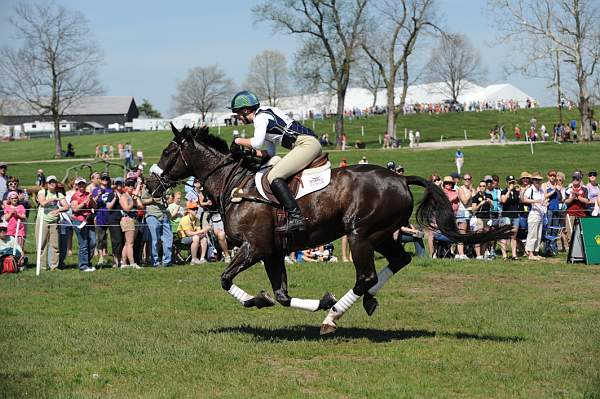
[145,123,230,197]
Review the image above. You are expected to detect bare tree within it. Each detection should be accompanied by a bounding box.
[489,0,600,141]
[362,0,439,138]
[354,53,385,109]
[253,0,369,143]
[0,2,103,158]
[425,33,485,102]
[173,65,234,122]
[245,50,289,106]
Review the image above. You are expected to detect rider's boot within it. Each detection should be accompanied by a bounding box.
[270,178,307,234]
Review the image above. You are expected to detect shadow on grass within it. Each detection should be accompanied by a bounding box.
[205,324,524,343]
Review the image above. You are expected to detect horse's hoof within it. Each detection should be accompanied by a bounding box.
[254,290,276,309]
[318,292,337,310]
[363,294,378,316]
[320,323,337,335]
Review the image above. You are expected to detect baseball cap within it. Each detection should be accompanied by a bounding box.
[396,164,404,170]
[572,171,583,180]
[46,175,57,183]
[0,162,7,168]
[74,177,87,185]
[186,201,198,209]
[506,175,515,182]
[483,175,493,182]
[114,177,125,185]
[386,161,396,170]
[100,173,110,180]
[126,171,138,180]
[450,172,460,179]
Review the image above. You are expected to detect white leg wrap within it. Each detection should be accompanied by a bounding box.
[290,298,320,312]
[322,289,360,326]
[228,284,253,304]
[368,266,394,295]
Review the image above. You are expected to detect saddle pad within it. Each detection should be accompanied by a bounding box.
[255,162,331,202]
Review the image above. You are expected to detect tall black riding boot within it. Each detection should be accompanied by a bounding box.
[270,178,307,234]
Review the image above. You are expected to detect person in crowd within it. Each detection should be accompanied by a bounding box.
[485,175,502,258]
[455,173,474,259]
[471,180,493,260]
[0,222,25,270]
[3,191,27,248]
[56,182,71,269]
[396,225,426,257]
[442,175,459,213]
[36,175,69,271]
[358,156,368,164]
[204,203,231,263]
[518,171,532,202]
[95,145,100,159]
[168,192,185,233]
[522,172,547,260]
[0,162,8,201]
[386,161,396,172]
[500,176,521,260]
[108,145,114,159]
[450,172,461,189]
[3,177,30,212]
[105,177,125,267]
[395,165,404,176]
[429,173,442,187]
[542,170,562,256]
[118,177,143,268]
[86,172,101,194]
[36,169,46,187]
[92,173,113,267]
[141,182,173,267]
[339,158,349,168]
[514,125,522,140]
[564,171,591,242]
[415,129,420,147]
[178,202,208,264]
[118,143,124,159]
[455,149,464,175]
[136,149,144,165]
[124,143,134,170]
[586,170,599,214]
[70,177,96,272]
[555,171,569,250]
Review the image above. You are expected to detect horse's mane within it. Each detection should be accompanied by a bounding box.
[182,126,230,154]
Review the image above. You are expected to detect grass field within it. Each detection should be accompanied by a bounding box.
[1,259,600,398]
[2,107,600,398]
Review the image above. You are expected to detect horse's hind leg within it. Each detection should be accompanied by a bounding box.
[363,237,412,316]
[263,254,337,311]
[320,237,378,335]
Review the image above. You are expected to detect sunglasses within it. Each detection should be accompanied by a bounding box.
[463,177,472,181]
[478,185,486,188]
[548,174,557,177]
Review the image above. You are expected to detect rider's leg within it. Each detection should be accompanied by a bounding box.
[263,253,337,311]
[321,236,377,334]
[267,135,321,234]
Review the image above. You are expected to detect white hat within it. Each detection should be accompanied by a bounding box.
[46,175,58,182]
[74,177,87,185]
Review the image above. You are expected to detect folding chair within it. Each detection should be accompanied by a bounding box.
[172,237,192,265]
[433,232,454,258]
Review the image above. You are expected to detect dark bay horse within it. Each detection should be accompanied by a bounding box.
[145,125,510,335]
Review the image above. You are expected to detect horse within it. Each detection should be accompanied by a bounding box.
[145,125,511,335]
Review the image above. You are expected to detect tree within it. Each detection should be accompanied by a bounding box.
[245,50,289,106]
[425,33,485,102]
[138,99,162,118]
[0,2,103,158]
[173,65,234,122]
[254,0,369,143]
[362,0,439,138]
[354,53,385,109]
[488,0,600,141]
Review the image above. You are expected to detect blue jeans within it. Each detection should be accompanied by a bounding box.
[58,221,72,268]
[74,225,96,270]
[146,215,173,266]
[400,234,426,257]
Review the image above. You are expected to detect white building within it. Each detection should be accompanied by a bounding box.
[22,120,77,133]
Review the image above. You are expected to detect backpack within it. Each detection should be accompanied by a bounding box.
[1,255,19,274]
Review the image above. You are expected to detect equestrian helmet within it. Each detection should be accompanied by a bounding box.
[229,90,260,112]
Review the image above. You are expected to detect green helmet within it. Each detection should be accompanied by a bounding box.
[229,90,260,112]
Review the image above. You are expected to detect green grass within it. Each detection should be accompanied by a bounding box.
[1,259,599,398]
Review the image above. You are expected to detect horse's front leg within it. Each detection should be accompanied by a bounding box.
[263,254,337,311]
[220,241,274,309]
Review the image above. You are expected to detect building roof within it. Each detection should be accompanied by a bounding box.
[1,96,136,116]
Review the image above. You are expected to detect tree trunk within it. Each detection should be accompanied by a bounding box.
[386,84,396,139]
[398,63,410,118]
[53,111,62,158]
[371,89,378,110]
[579,96,592,142]
[335,88,346,148]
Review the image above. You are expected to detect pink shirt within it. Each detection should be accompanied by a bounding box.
[444,188,459,213]
[71,191,92,222]
[3,204,26,237]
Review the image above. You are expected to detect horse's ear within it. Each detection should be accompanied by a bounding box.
[170,123,180,138]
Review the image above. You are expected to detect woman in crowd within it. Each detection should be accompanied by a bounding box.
[36,176,69,271]
[522,172,547,260]
[118,177,143,269]
[106,177,125,268]
[3,177,30,212]
[3,191,27,247]
[500,175,521,260]
[455,173,474,259]
[471,180,493,259]
[70,177,97,272]
[168,191,185,233]
[92,173,113,267]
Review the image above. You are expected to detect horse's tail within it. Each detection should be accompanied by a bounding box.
[405,175,512,244]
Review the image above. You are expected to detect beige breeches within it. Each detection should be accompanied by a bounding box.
[267,135,322,183]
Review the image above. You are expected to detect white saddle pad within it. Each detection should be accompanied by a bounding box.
[255,161,332,200]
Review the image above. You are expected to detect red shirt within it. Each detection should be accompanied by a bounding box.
[444,188,459,213]
[566,185,588,217]
[71,191,92,222]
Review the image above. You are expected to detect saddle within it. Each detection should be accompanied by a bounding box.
[259,153,330,204]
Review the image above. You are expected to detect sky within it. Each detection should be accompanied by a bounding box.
[0,0,553,117]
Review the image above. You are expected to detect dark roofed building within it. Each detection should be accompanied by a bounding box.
[1,96,139,127]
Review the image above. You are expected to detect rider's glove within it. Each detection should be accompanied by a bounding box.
[230,141,245,158]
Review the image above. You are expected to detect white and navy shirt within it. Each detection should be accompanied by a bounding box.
[250,106,315,156]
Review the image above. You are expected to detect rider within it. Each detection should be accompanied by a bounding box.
[229,90,322,234]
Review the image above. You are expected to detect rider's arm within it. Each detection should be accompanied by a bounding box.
[249,113,269,149]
